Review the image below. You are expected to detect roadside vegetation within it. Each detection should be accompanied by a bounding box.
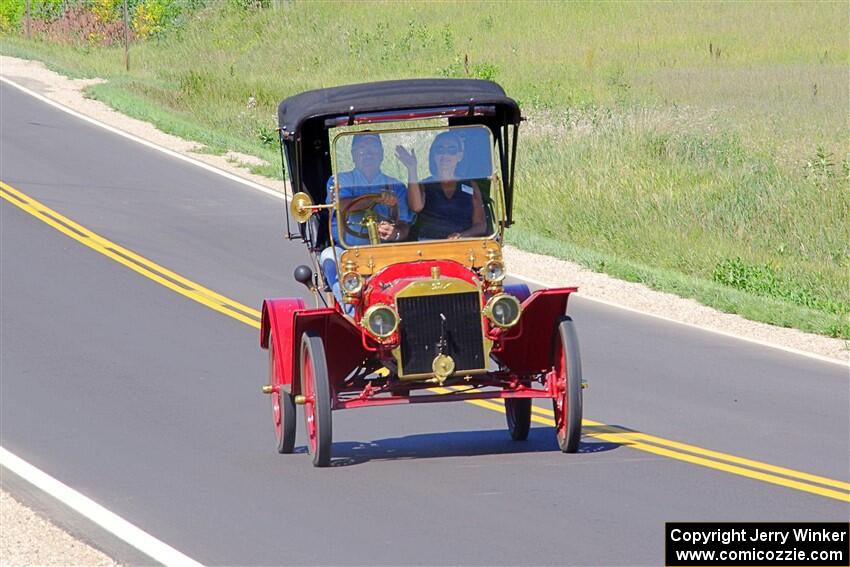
[1,1,847,339]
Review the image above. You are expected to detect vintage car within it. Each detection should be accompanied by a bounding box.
[261,79,583,466]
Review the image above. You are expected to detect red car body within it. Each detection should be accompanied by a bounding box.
[261,80,584,466]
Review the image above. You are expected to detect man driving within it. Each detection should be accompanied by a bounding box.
[320,133,416,305]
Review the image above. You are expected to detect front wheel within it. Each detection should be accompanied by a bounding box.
[552,316,583,453]
[301,332,332,467]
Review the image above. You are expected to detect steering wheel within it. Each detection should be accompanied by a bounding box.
[341,192,400,245]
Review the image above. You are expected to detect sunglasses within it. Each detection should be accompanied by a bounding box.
[353,146,382,156]
[434,145,461,156]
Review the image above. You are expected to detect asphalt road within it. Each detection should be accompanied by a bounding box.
[2,82,848,566]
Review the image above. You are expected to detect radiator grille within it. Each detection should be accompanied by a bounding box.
[397,291,485,376]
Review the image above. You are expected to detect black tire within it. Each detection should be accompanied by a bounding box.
[269,330,296,454]
[301,332,332,467]
[553,316,583,453]
[505,398,532,441]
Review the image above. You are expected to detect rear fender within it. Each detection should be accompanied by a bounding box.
[492,287,577,373]
[261,298,305,394]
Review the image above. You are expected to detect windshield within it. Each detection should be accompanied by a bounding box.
[330,125,498,248]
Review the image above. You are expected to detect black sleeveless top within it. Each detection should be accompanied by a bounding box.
[415,179,475,239]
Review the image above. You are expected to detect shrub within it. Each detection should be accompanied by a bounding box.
[0,0,25,32]
[30,0,63,22]
[228,0,268,9]
[133,0,170,38]
[91,0,121,23]
[28,3,131,45]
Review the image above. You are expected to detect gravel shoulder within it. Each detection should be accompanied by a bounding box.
[0,489,118,566]
[1,54,847,566]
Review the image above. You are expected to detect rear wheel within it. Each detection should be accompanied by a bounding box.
[269,330,296,454]
[301,332,332,467]
[552,316,583,453]
[505,398,531,440]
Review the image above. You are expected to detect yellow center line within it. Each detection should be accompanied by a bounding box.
[450,387,850,494]
[515,399,849,492]
[3,180,848,503]
[1,181,261,329]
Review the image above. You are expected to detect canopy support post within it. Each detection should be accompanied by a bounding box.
[507,123,519,227]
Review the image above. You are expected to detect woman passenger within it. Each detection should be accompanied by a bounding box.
[404,131,487,240]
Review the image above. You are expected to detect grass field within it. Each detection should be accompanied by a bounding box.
[1,1,847,338]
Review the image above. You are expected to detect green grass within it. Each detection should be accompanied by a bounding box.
[1,0,847,339]
[510,227,847,339]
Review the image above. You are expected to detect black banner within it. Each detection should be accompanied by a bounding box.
[666,523,849,566]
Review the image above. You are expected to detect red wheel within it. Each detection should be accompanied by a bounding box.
[552,316,583,453]
[505,398,531,440]
[269,330,296,454]
[301,332,332,467]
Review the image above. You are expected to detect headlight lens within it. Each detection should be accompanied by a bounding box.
[362,304,399,338]
[484,294,522,328]
[341,271,363,295]
[483,260,506,283]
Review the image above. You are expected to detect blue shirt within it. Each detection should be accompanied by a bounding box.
[326,170,414,246]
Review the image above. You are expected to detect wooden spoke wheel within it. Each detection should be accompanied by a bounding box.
[552,316,583,453]
[269,330,296,454]
[505,398,531,441]
[301,332,332,467]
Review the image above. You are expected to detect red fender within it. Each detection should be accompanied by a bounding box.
[492,287,577,374]
[261,298,305,394]
[291,309,369,393]
[262,299,370,396]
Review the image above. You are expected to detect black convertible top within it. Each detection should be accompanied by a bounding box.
[278,79,522,242]
[277,78,521,133]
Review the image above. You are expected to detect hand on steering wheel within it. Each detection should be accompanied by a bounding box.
[341,192,400,244]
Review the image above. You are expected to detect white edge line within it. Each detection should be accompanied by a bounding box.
[2,74,847,369]
[0,446,204,567]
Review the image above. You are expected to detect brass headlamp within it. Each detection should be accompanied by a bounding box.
[483,294,522,328]
[361,304,400,339]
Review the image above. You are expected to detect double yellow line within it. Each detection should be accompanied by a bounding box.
[0,181,261,328]
[3,180,848,503]
[434,386,850,502]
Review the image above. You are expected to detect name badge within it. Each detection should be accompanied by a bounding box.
[461,184,474,195]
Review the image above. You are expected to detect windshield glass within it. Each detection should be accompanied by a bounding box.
[330,125,497,248]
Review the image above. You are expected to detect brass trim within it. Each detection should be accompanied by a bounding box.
[340,239,502,276]
[432,354,456,384]
[395,277,478,299]
[361,303,400,339]
[390,278,492,380]
[482,293,522,329]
